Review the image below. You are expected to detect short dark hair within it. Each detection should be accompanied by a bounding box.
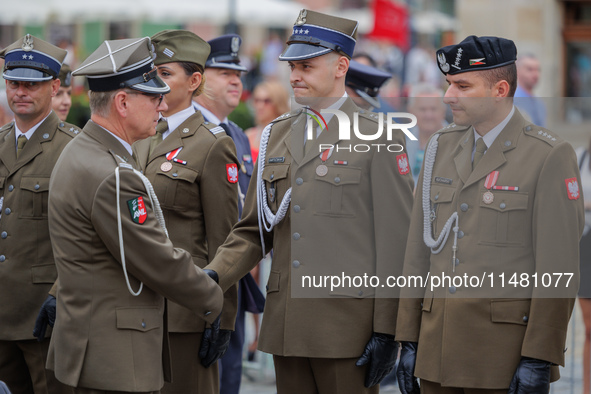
[178,61,205,97]
[480,63,517,97]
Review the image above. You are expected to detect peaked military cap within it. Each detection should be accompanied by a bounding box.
[58,63,72,87]
[436,35,517,75]
[151,30,210,68]
[0,34,67,82]
[73,37,169,94]
[346,60,391,109]
[205,34,247,72]
[279,9,359,61]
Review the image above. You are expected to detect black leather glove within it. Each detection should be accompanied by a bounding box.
[203,269,219,284]
[355,332,398,388]
[396,341,420,394]
[33,295,56,341]
[508,357,551,394]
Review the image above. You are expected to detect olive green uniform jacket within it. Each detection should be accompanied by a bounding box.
[134,111,239,332]
[46,120,223,392]
[396,109,584,389]
[207,98,414,358]
[0,112,79,340]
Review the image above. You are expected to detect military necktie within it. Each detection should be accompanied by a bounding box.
[149,118,168,156]
[472,137,487,170]
[16,134,27,158]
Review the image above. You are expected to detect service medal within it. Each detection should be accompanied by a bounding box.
[316,164,328,177]
[161,162,173,172]
[483,191,494,204]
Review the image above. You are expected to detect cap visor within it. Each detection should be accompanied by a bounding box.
[278,44,332,61]
[3,68,52,82]
[129,75,170,94]
[206,62,247,72]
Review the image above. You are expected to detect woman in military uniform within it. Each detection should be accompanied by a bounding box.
[133,30,239,394]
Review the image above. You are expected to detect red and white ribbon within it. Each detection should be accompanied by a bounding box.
[484,171,499,189]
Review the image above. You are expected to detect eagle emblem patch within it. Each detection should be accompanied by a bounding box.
[565,178,580,200]
[227,164,238,183]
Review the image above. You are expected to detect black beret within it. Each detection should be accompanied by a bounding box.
[436,35,517,75]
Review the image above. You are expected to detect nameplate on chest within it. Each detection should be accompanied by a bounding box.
[434,176,453,185]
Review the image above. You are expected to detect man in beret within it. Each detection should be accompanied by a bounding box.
[46,37,223,394]
[396,35,584,393]
[203,9,414,394]
[51,64,72,122]
[193,34,264,394]
[0,34,79,394]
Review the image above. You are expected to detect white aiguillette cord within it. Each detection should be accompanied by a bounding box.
[115,160,168,296]
[256,122,292,256]
[422,134,460,272]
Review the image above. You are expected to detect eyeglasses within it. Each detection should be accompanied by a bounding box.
[253,97,272,105]
[126,90,164,106]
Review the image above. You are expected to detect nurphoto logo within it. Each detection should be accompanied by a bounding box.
[304,109,418,153]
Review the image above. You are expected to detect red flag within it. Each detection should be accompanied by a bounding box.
[368,0,410,50]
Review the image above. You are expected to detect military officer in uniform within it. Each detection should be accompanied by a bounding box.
[395,36,584,393]
[204,10,414,394]
[193,34,264,394]
[345,60,391,111]
[0,34,78,394]
[47,37,223,394]
[132,30,239,394]
[51,64,72,122]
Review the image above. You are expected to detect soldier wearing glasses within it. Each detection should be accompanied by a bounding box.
[46,37,223,394]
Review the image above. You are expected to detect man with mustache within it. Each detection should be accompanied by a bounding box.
[203,9,414,394]
[0,34,79,394]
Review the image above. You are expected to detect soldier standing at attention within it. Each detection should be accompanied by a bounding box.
[193,34,264,394]
[203,9,414,394]
[0,34,79,394]
[133,30,240,394]
[46,36,223,394]
[395,36,584,394]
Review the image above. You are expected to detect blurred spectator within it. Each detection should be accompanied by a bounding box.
[514,53,546,126]
[405,83,447,184]
[259,32,283,79]
[404,37,441,92]
[244,80,289,161]
[52,64,72,121]
[577,140,591,394]
[0,89,14,126]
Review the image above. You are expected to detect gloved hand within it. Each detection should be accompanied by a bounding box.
[396,341,420,394]
[355,332,398,388]
[508,357,551,394]
[203,269,219,284]
[33,295,56,341]
[198,312,232,368]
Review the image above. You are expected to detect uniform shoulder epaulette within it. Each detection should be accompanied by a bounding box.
[523,124,562,146]
[0,121,14,134]
[201,121,226,138]
[437,122,470,134]
[357,109,382,123]
[57,121,81,137]
[271,109,301,124]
